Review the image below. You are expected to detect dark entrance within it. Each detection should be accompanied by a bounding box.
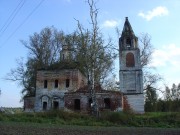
[74,99,80,110]
[104,98,111,109]
[43,102,47,110]
[53,101,59,110]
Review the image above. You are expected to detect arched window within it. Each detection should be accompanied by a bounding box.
[126,52,135,67]
[41,96,49,110]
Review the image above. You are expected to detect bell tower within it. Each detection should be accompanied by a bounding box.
[119,17,144,113]
[60,44,72,61]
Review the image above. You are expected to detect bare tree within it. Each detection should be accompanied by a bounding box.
[74,0,117,117]
[75,0,116,85]
[6,58,36,96]
[138,33,163,92]
[139,33,154,67]
[143,71,162,91]
[164,83,180,101]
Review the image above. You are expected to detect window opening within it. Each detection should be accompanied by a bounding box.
[55,80,58,88]
[126,38,131,48]
[44,80,48,88]
[66,79,70,88]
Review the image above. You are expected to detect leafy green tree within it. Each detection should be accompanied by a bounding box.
[145,85,157,112]
[162,83,180,112]
[145,83,180,112]
[6,27,65,97]
[156,99,166,112]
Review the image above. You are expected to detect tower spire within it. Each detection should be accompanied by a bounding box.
[122,17,135,37]
[119,17,138,51]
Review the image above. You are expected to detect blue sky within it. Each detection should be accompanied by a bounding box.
[0,0,180,107]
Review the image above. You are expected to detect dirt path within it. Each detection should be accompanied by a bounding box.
[0,122,180,135]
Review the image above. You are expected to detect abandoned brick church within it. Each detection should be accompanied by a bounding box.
[24,17,144,113]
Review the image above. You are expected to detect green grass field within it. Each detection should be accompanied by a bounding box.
[0,111,180,127]
[0,110,180,134]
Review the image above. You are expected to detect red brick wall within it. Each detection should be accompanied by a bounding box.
[64,91,122,113]
[122,95,131,112]
[24,97,35,111]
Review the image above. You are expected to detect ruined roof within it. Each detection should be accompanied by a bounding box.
[38,61,80,71]
[65,85,122,95]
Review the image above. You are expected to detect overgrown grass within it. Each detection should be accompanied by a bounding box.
[0,110,179,128]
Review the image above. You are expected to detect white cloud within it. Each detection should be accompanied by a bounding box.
[138,6,169,21]
[151,44,180,68]
[150,44,180,88]
[102,20,119,28]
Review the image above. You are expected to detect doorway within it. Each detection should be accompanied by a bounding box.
[53,101,59,110]
[104,98,111,109]
[74,99,80,110]
[43,102,47,110]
